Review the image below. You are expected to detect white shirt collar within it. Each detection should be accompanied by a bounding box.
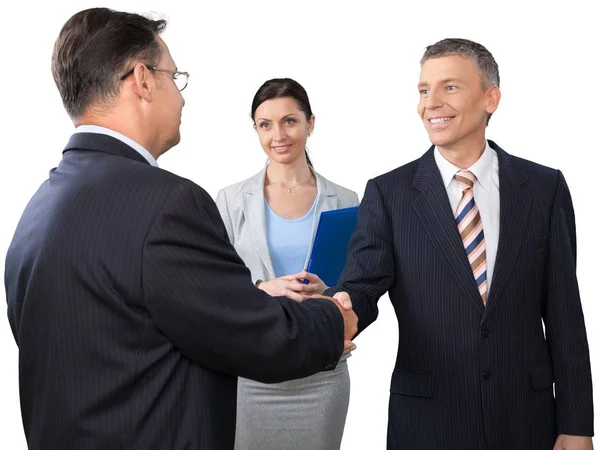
[434,141,493,193]
[74,125,158,167]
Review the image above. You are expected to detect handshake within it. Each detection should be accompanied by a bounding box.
[312,291,358,356]
[256,269,358,355]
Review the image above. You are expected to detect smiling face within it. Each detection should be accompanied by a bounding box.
[418,55,500,152]
[253,96,314,164]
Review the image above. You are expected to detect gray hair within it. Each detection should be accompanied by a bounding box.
[421,38,500,88]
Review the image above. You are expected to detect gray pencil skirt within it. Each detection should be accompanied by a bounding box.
[234,359,350,450]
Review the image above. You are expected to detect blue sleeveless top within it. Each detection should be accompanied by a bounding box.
[265,199,317,278]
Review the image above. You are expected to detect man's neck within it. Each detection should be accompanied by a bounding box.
[437,139,487,169]
[74,114,160,160]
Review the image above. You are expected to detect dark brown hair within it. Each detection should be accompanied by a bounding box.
[251,78,314,167]
[51,8,166,119]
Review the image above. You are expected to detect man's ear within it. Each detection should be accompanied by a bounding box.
[485,85,501,115]
[131,63,154,102]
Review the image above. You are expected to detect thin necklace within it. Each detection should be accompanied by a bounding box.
[266,173,314,193]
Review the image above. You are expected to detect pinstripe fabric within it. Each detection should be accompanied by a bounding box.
[454,170,488,305]
[326,140,593,450]
[4,133,345,450]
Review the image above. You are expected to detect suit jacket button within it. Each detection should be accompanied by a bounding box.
[483,371,492,380]
[481,328,490,338]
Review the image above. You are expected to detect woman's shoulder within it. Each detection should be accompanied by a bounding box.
[219,169,265,198]
[315,172,359,204]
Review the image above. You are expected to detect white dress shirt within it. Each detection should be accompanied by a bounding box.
[75,125,158,167]
[434,142,500,288]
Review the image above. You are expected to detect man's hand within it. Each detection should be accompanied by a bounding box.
[311,292,357,355]
[332,292,353,311]
[554,435,594,450]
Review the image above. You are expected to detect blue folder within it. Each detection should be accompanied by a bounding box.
[305,206,359,287]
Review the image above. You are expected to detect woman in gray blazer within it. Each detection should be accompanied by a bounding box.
[216,78,359,450]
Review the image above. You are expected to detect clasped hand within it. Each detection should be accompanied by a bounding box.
[257,270,328,301]
[258,273,357,356]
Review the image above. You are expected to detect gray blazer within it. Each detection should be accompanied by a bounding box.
[216,168,359,284]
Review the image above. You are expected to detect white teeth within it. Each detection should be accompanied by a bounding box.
[429,117,452,124]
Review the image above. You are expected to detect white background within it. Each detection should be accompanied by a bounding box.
[1,0,598,448]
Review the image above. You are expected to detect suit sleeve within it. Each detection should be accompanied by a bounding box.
[325,179,395,334]
[543,170,593,436]
[141,181,344,383]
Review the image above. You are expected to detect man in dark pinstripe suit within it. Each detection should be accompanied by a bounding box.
[4,8,357,450]
[328,39,593,449]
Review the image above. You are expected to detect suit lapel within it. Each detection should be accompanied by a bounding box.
[242,169,276,279]
[483,141,531,318]
[302,173,338,269]
[412,147,485,314]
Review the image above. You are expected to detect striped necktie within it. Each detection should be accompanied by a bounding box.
[454,170,488,305]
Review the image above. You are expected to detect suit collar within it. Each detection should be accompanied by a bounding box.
[483,140,531,318]
[489,140,528,185]
[411,140,529,193]
[412,140,531,316]
[74,125,158,166]
[411,145,439,193]
[412,146,487,313]
[434,141,495,193]
[63,132,150,166]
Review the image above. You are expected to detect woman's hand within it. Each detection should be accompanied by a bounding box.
[289,270,329,296]
[257,275,319,302]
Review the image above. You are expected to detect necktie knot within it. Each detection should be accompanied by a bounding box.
[455,170,476,191]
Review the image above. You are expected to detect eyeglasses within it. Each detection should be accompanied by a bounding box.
[120,64,189,92]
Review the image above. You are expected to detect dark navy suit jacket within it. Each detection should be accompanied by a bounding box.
[5,133,344,450]
[328,141,593,450]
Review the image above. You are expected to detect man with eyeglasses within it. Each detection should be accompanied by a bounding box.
[4,7,357,450]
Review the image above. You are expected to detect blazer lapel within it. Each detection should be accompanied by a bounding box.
[302,172,338,269]
[241,169,276,279]
[412,147,485,314]
[483,141,531,318]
